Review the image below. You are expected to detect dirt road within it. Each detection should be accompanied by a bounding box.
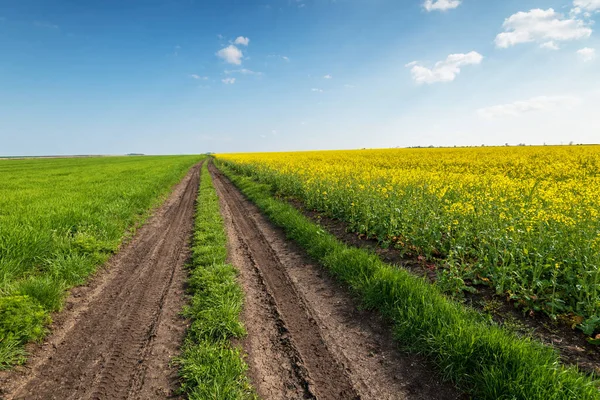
[0,161,463,400]
[210,164,463,400]
[0,163,201,400]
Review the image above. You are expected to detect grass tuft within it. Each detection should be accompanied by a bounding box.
[0,295,50,369]
[14,276,66,312]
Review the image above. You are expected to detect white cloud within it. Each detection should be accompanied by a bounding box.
[234,36,250,46]
[573,0,600,12]
[478,96,581,118]
[222,78,236,84]
[495,9,592,48]
[577,47,596,61]
[190,74,208,80]
[423,0,461,12]
[311,88,323,92]
[406,51,483,84]
[268,54,290,62]
[323,74,332,79]
[540,41,560,50]
[225,68,262,76]
[216,45,243,65]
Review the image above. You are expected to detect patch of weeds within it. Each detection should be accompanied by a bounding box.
[0,295,49,343]
[435,254,477,298]
[0,295,50,368]
[0,336,28,369]
[500,314,536,339]
[481,299,503,315]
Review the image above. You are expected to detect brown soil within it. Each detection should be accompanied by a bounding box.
[289,200,600,376]
[0,163,201,400]
[210,164,466,400]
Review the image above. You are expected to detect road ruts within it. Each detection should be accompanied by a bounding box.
[210,162,466,400]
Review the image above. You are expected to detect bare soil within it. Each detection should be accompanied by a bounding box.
[210,164,466,400]
[0,163,201,400]
[289,200,600,376]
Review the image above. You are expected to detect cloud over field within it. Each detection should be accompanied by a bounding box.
[577,47,596,61]
[477,96,581,118]
[495,8,592,48]
[423,0,461,12]
[217,45,244,65]
[406,51,483,84]
[234,36,250,46]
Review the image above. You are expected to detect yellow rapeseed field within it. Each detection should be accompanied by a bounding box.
[217,146,600,333]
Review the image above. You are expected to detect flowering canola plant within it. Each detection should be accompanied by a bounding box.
[216,146,600,333]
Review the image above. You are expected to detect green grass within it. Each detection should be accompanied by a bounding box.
[216,160,600,400]
[177,162,256,400]
[0,155,202,368]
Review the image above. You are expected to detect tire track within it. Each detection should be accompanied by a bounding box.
[0,163,201,400]
[211,163,465,400]
[211,163,358,400]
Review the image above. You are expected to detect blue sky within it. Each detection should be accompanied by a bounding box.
[1,0,599,155]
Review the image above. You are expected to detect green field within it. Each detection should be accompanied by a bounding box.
[0,155,201,367]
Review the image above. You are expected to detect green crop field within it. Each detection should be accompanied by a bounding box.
[0,155,202,367]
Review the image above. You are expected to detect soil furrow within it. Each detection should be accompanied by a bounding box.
[0,163,201,400]
[211,163,465,400]
[233,218,316,399]
[211,164,356,400]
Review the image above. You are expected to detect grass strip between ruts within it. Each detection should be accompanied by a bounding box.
[216,160,600,400]
[177,162,256,400]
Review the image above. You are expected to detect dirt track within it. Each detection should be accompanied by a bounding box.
[210,164,463,400]
[0,161,464,400]
[0,163,200,400]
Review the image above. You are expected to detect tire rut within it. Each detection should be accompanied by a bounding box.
[211,163,465,400]
[211,163,358,400]
[0,163,201,400]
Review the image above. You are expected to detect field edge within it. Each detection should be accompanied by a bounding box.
[215,159,600,400]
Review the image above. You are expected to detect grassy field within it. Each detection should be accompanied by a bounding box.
[217,160,600,400]
[0,155,201,367]
[216,146,600,338]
